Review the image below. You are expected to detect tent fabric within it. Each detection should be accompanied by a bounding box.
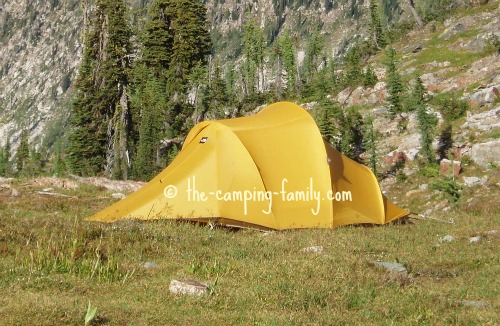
[87,102,409,229]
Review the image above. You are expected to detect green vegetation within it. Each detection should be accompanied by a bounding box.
[0,183,497,324]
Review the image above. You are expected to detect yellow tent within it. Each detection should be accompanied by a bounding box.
[88,102,409,229]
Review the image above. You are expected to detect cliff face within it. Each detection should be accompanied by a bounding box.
[0,0,83,149]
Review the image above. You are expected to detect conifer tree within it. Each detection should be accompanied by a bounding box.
[384,48,404,118]
[362,115,379,176]
[2,138,11,176]
[369,0,388,49]
[363,65,378,88]
[338,109,364,161]
[16,129,30,177]
[0,147,4,176]
[413,77,437,163]
[303,30,324,84]
[242,19,265,96]
[69,0,133,179]
[316,100,337,144]
[53,139,67,177]
[345,46,362,86]
[203,63,229,119]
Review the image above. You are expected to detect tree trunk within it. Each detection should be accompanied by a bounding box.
[405,0,424,28]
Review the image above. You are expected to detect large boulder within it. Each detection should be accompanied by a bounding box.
[468,86,500,107]
[462,107,500,131]
[471,140,500,168]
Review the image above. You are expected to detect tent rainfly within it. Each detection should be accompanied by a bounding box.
[88,102,409,229]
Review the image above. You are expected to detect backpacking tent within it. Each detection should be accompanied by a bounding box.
[88,102,409,229]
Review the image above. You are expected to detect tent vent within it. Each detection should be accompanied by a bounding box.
[200,137,208,144]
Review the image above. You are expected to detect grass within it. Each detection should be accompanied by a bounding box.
[0,181,498,325]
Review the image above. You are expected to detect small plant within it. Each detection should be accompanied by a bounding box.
[419,164,440,178]
[431,177,462,204]
[84,301,97,326]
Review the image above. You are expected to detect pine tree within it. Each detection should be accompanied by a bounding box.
[362,115,379,176]
[0,147,4,176]
[68,0,133,179]
[242,19,265,95]
[302,30,324,84]
[363,64,378,88]
[384,48,404,118]
[53,139,67,177]
[316,100,337,144]
[369,0,388,49]
[338,109,364,161]
[16,129,30,177]
[2,138,11,176]
[345,45,362,86]
[413,77,437,164]
[203,63,229,119]
[280,30,297,98]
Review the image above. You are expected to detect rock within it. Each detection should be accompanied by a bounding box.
[10,187,19,197]
[71,176,145,192]
[461,108,500,131]
[439,235,455,243]
[385,150,407,166]
[463,176,488,187]
[423,209,432,216]
[42,187,54,192]
[419,184,429,191]
[484,229,498,235]
[471,140,500,168]
[469,86,500,106]
[140,261,159,269]
[440,159,462,176]
[460,300,489,308]
[405,189,421,198]
[404,148,419,161]
[36,191,71,198]
[440,23,466,40]
[301,246,324,254]
[112,193,126,199]
[420,73,441,89]
[169,279,209,296]
[469,236,481,243]
[373,261,408,276]
[28,177,79,189]
[0,177,14,184]
[412,43,423,53]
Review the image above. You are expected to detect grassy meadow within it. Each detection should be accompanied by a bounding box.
[0,180,498,325]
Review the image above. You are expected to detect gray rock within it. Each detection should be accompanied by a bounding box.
[469,236,481,243]
[462,107,500,131]
[111,192,126,199]
[484,229,497,235]
[419,184,429,191]
[42,187,54,192]
[463,176,488,187]
[301,246,324,254]
[140,261,159,269]
[423,209,432,216]
[439,235,455,243]
[373,261,408,276]
[469,86,499,107]
[460,300,489,308]
[471,140,500,168]
[169,279,209,296]
[10,187,20,197]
